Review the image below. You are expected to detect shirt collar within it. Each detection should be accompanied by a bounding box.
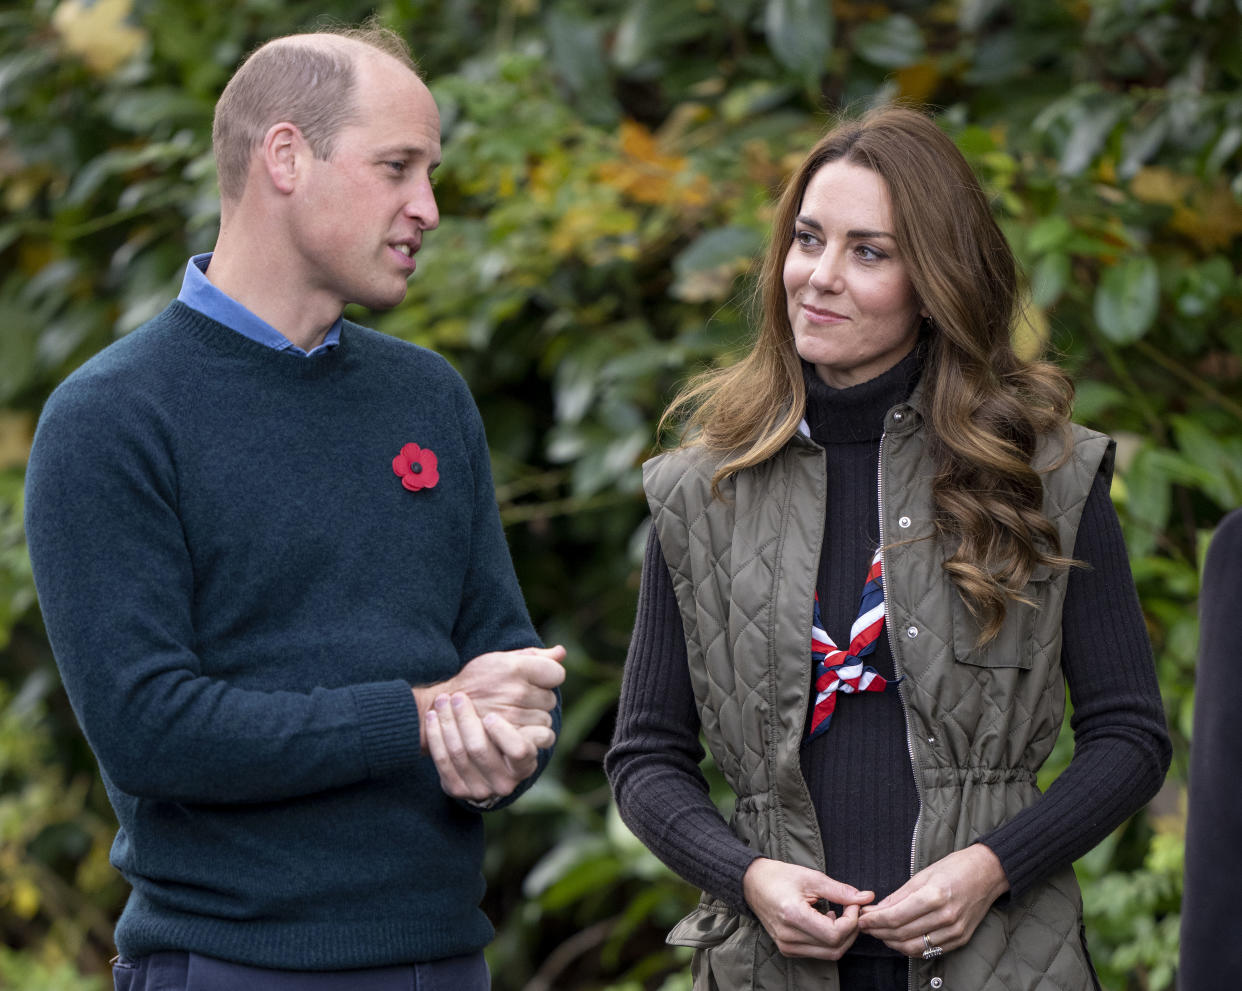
[177,253,342,357]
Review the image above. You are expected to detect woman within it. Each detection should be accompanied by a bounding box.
[606,107,1170,991]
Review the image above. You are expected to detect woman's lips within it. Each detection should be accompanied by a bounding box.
[801,303,849,323]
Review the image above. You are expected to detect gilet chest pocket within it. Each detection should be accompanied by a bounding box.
[951,566,1052,670]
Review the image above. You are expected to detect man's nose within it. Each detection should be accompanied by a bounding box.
[406,179,439,231]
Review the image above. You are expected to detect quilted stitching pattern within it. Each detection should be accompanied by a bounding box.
[644,417,1111,991]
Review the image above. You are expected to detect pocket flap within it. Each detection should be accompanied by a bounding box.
[667,903,741,948]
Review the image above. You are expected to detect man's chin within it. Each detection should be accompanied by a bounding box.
[356,286,411,313]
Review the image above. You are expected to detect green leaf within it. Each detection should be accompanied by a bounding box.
[671,226,761,303]
[963,29,1024,84]
[1172,416,1242,509]
[544,10,618,125]
[1174,255,1235,319]
[1027,215,1073,254]
[1119,112,1169,179]
[105,89,209,134]
[1060,99,1125,175]
[1072,380,1127,422]
[613,0,712,70]
[1094,256,1159,344]
[1119,446,1172,559]
[764,0,834,77]
[1205,123,1242,174]
[852,14,926,69]
[1030,251,1070,307]
[720,80,797,123]
[523,833,611,898]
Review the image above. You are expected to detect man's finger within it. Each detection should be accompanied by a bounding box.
[451,694,536,796]
[515,722,556,750]
[482,713,538,762]
[507,689,559,716]
[425,709,471,798]
[521,644,566,662]
[513,654,567,690]
[482,715,539,782]
[433,695,492,798]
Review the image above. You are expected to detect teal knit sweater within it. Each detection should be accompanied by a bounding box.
[24,302,552,969]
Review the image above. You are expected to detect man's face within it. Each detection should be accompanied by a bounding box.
[289,53,441,314]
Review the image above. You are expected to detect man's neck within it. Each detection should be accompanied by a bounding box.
[206,233,341,353]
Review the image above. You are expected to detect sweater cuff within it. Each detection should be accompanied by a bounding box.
[720,847,765,914]
[350,681,422,779]
[975,829,1032,901]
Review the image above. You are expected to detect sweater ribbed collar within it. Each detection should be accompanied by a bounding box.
[164,301,353,381]
[801,345,925,446]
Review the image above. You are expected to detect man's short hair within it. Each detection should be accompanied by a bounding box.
[211,24,417,202]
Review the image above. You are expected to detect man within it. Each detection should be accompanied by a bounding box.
[24,25,564,991]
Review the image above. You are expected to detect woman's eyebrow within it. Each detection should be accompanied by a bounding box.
[793,216,896,241]
[846,228,897,240]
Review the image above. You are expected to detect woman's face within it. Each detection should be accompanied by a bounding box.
[783,160,925,389]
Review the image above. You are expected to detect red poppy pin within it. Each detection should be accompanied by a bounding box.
[392,442,439,492]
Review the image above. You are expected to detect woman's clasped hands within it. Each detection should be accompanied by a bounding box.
[745,845,1009,960]
[741,858,873,960]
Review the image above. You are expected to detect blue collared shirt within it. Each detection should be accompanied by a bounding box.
[177,253,342,357]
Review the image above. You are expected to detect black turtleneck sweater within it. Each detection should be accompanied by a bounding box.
[606,350,1170,961]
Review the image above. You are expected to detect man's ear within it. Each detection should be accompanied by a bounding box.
[261,121,304,195]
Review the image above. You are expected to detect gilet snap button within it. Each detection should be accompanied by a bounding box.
[931,979,943,989]
[899,515,911,528]
[907,626,919,638]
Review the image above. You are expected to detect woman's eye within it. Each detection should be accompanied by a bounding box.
[856,244,884,261]
[794,230,818,247]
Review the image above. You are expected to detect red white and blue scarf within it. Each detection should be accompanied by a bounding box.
[807,548,897,740]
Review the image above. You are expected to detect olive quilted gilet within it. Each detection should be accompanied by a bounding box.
[642,389,1113,991]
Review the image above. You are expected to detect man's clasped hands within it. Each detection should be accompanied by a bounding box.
[413,646,567,804]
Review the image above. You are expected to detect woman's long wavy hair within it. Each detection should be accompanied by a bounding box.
[662,106,1076,643]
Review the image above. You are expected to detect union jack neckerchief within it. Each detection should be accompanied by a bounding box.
[807,548,898,740]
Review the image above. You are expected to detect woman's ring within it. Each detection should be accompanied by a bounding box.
[922,933,944,960]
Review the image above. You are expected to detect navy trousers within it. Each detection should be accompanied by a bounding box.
[112,950,489,991]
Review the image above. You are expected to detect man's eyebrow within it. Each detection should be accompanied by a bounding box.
[374,144,437,160]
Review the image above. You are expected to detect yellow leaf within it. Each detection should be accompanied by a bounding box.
[528,150,570,205]
[1012,297,1050,362]
[549,202,637,259]
[895,61,940,104]
[599,119,709,208]
[496,166,517,199]
[1171,182,1242,250]
[0,412,35,470]
[1130,168,1242,248]
[1130,166,1193,206]
[53,0,146,75]
[1095,158,1117,185]
[12,878,40,920]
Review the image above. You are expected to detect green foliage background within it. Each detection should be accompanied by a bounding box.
[2,0,1240,988]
